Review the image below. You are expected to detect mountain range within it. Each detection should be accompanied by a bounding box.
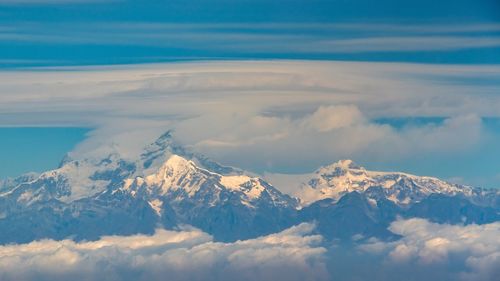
[0,131,499,244]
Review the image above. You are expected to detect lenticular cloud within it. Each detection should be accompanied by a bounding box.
[0,223,328,281]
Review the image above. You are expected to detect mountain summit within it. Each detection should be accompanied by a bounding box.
[297,159,475,206]
[0,133,296,243]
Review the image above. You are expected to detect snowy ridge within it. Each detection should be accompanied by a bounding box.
[0,131,497,244]
[297,159,475,206]
[121,154,293,213]
[139,131,242,176]
[124,155,204,196]
[0,131,240,207]
[0,153,134,205]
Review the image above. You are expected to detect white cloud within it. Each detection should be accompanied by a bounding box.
[299,105,365,132]
[0,223,328,281]
[359,218,500,281]
[194,105,483,174]
[0,61,498,179]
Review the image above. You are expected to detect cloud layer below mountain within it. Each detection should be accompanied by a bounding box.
[0,219,499,281]
[358,219,500,281]
[0,223,328,281]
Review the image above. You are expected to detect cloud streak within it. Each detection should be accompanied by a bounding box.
[0,0,114,5]
[1,22,500,54]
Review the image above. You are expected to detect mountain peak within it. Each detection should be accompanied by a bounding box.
[140,130,241,176]
[141,154,198,187]
[318,159,363,175]
[296,159,475,207]
[334,159,361,169]
[162,154,196,172]
[154,130,175,146]
[140,130,184,172]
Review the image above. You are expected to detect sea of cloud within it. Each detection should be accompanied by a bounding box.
[0,219,499,281]
[357,218,500,281]
[0,223,328,281]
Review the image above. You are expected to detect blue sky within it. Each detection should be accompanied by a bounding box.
[0,0,499,188]
[0,127,90,178]
[0,0,500,67]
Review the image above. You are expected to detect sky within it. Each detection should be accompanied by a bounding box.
[0,0,499,189]
[0,0,500,67]
[0,127,90,179]
[1,2,500,281]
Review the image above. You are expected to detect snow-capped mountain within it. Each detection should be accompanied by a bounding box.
[296,159,476,207]
[0,131,240,207]
[0,131,498,244]
[121,154,293,210]
[0,172,38,192]
[0,153,135,206]
[295,160,500,241]
[114,154,297,241]
[139,131,243,176]
[0,132,296,243]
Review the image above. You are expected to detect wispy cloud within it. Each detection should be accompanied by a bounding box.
[1,22,500,54]
[305,36,500,53]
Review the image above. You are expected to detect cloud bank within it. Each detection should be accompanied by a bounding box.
[359,219,500,281]
[0,61,499,186]
[0,223,328,281]
[1,219,498,281]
